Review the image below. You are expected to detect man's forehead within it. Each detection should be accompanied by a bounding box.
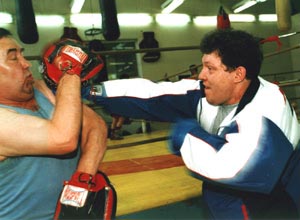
[0,37,22,51]
[202,53,221,63]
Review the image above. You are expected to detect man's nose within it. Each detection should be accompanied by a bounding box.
[198,69,206,80]
[20,56,32,69]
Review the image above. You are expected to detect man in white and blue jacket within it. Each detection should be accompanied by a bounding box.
[88,29,300,219]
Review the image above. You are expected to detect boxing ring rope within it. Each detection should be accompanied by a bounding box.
[25,41,300,83]
[26,42,300,60]
[264,43,300,58]
[25,45,201,61]
[26,30,300,61]
[264,70,300,78]
[279,80,300,88]
[156,43,300,81]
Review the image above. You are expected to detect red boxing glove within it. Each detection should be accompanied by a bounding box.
[54,45,88,76]
[54,171,117,220]
[59,171,94,207]
[42,39,104,90]
[42,42,88,85]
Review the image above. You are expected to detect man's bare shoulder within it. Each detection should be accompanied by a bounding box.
[0,107,21,123]
[0,107,17,114]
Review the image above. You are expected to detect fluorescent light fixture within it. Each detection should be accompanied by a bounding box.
[156,13,190,26]
[71,0,85,14]
[258,14,277,22]
[233,0,268,13]
[193,16,216,26]
[70,13,102,27]
[36,15,65,26]
[193,14,255,26]
[229,14,256,22]
[0,12,13,24]
[118,13,153,26]
[233,0,257,13]
[161,0,185,14]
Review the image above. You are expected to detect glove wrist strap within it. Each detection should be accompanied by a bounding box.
[69,171,95,188]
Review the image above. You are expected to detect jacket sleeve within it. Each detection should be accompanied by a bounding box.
[169,116,295,194]
[88,78,202,122]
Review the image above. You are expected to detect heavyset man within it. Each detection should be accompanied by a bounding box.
[0,28,108,219]
[89,29,300,219]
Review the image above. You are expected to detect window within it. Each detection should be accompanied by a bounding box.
[103,39,139,80]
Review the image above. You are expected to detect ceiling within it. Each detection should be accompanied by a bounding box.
[0,0,276,17]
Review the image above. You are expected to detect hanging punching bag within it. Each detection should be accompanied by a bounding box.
[99,0,120,41]
[15,0,39,44]
[139,32,161,63]
[275,0,292,32]
[60,27,83,42]
[217,6,231,29]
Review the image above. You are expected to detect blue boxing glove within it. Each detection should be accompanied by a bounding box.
[169,118,200,156]
[170,118,227,157]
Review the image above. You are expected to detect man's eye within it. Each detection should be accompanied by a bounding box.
[9,56,17,60]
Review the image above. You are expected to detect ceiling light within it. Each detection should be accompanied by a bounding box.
[156,14,190,26]
[193,16,216,26]
[258,14,277,22]
[0,12,13,24]
[161,0,185,14]
[193,14,255,26]
[70,13,102,27]
[233,0,257,13]
[229,14,256,22]
[71,0,85,14]
[36,15,65,26]
[117,13,153,26]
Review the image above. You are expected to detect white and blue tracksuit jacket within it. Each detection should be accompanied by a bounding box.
[87,77,300,219]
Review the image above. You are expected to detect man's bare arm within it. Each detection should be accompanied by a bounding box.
[76,105,108,175]
[0,74,82,158]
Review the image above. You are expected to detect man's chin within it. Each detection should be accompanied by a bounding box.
[24,80,35,91]
[206,98,218,106]
[23,86,35,98]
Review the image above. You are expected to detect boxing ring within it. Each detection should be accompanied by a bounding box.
[10,0,299,217]
[99,130,202,216]
[25,25,300,216]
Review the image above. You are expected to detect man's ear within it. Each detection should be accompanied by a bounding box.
[234,66,247,83]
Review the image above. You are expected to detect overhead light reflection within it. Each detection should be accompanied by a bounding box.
[70,13,102,26]
[0,12,13,24]
[36,15,65,26]
[258,14,277,22]
[229,14,256,22]
[118,14,153,26]
[193,16,216,26]
[156,14,190,26]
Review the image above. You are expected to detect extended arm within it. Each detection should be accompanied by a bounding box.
[89,78,202,122]
[170,115,296,194]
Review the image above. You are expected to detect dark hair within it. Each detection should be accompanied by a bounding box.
[0,28,12,39]
[199,29,263,79]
